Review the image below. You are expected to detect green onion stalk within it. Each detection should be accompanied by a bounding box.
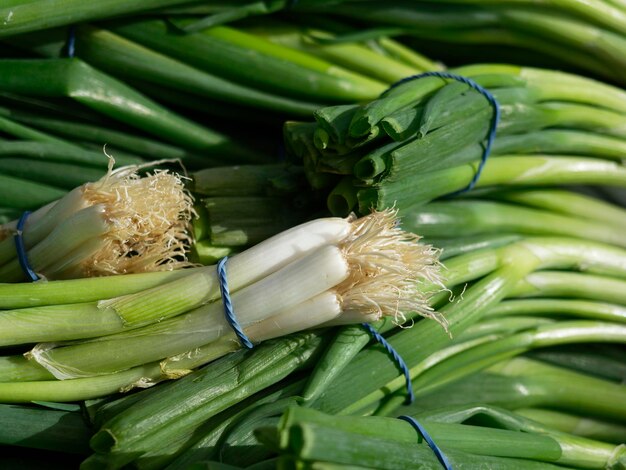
[408,189,626,250]
[403,356,626,427]
[515,408,626,444]
[526,344,626,385]
[0,0,302,39]
[0,401,91,455]
[414,397,626,444]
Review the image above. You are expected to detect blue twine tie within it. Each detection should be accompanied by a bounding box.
[14,211,39,282]
[217,257,254,349]
[387,71,500,195]
[361,323,414,404]
[398,415,453,469]
[65,25,76,58]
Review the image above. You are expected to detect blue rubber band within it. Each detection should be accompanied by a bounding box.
[387,71,500,195]
[361,323,414,404]
[398,415,453,470]
[14,211,39,282]
[66,25,76,58]
[217,257,254,349]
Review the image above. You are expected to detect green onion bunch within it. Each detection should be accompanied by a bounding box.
[0,209,443,406]
[0,163,195,281]
[71,229,626,468]
[285,64,626,217]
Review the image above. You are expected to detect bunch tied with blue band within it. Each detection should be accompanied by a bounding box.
[363,71,500,399]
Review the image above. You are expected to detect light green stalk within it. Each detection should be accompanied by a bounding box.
[404,199,626,248]
[487,299,626,323]
[72,26,320,117]
[515,408,626,444]
[111,19,386,103]
[0,0,195,38]
[490,189,626,229]
[509,271,626,305]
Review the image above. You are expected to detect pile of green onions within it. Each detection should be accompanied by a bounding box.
[0,2,625,468]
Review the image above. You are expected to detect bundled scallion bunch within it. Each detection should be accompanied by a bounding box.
[0,162,194,282]
[285,64,626,217]
[75,227,626,469]
[0,208,442,402]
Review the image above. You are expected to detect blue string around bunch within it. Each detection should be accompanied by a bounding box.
[387,71,501,196]
[399,415,453,470]
[14,211,39,282]
[217,257,254,349]
[360,323,414,404]
[66,25,76,59]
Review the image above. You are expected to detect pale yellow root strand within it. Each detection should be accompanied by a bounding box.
[337,209,447,330]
